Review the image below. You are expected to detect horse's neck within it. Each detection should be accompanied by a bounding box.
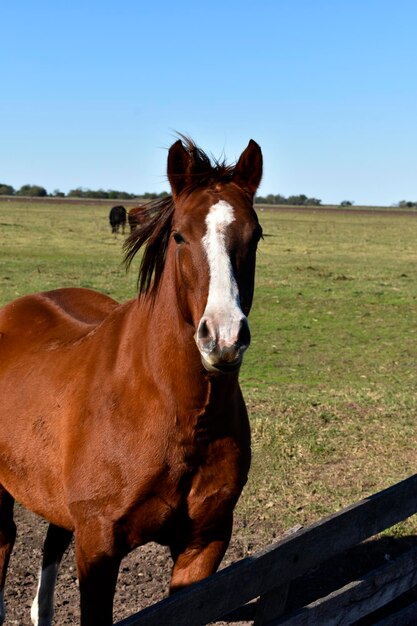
[123,288,239,426]
[124,288,207,394]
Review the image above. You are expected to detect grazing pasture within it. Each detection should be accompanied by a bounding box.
[0,200,416,623]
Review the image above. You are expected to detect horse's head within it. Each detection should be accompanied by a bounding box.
[167,138,263,373]
[124,137,262,374]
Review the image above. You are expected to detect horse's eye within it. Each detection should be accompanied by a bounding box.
[173,232,185,244]
[252,226,263,244]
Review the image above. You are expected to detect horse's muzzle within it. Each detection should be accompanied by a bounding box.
[195,316,251,374]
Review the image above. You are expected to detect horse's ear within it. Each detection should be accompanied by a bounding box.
[232,139,263,196]
[167,139,193,198]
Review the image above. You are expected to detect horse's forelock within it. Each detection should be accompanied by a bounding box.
[177,135,235,193]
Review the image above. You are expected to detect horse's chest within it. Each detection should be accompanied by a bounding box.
[124,433,241,549]
[121,469,194,548]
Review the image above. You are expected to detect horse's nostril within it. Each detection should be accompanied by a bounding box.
[197,319,217,353]
[198,319,210,340]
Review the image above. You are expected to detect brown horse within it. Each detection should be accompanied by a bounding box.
[127,205,147,231]
[0,137,263,626]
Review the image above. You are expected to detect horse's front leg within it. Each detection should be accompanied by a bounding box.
[169,515,233,593]
[31,523,73,626]
[74,523,122,626]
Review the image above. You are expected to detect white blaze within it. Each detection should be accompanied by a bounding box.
[201,200,243,343]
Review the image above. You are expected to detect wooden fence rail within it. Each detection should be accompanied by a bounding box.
[115,473,417,626]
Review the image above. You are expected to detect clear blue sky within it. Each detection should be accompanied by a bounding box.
[1,0,416,205]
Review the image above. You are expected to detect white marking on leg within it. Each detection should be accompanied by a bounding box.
[31,563,59,626]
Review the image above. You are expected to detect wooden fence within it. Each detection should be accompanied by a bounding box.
[115,474,417,626]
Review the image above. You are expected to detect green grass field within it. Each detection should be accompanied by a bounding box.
[1,200,416,544]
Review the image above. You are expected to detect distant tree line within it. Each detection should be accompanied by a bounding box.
[0,183,169,201]
[0,183,49,197]
[1,182,415,208]
[255,193,322,206]
[1,184,322,205]
[398,200,417,208]
[65,188,170,200]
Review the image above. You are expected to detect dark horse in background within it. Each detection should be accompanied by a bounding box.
[0,137,263,625]
[109,204,127,234]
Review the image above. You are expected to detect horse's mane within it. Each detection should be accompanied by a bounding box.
[123,137,235,296]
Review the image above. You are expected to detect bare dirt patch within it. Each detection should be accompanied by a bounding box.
[6,505,417,625]
[5,505,260,625]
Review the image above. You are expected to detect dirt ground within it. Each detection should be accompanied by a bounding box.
[4,505,260,625]
[4,504,417,625]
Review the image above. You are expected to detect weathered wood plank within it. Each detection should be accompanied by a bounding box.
[254,583,290,625]
[269,548,417,625]
[373,598,417,626]
[115,473,417,626]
